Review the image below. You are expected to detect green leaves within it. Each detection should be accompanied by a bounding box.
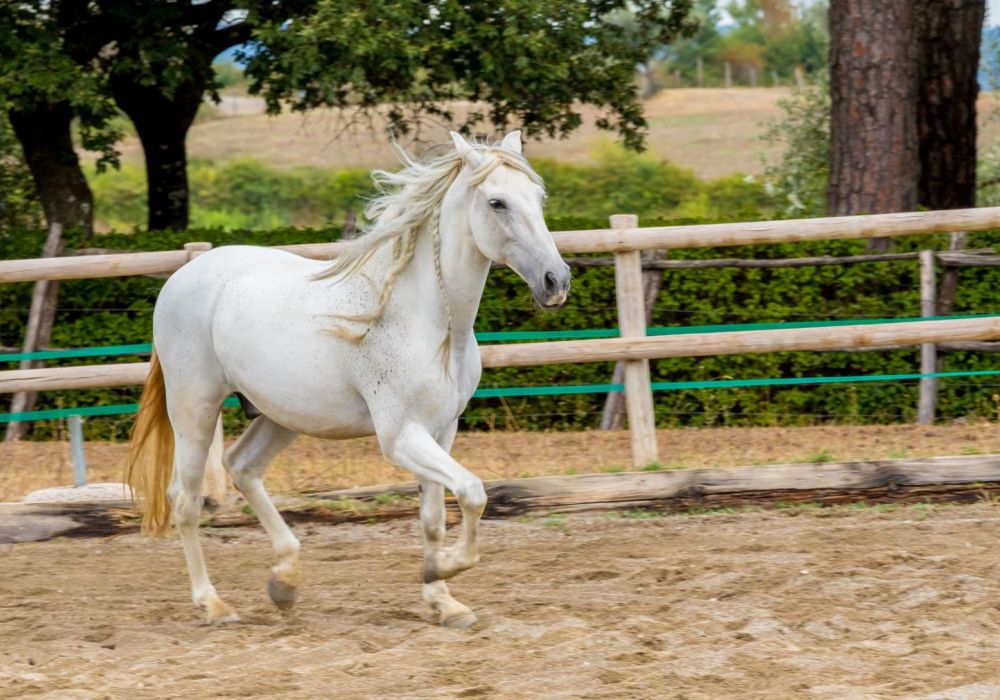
[244,0,696,150]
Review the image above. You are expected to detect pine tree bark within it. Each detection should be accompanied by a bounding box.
[827,0,920,251]
[109,75,204,231]
[916,0,984,211]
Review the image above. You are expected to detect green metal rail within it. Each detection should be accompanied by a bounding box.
[2,314,997,423]
[4,369,1000,424]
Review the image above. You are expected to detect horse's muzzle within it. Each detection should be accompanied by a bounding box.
[533,263,571,308]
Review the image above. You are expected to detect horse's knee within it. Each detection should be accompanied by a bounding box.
[456,479,486,514]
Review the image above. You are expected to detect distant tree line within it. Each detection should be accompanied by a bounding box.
[648,0,828,91]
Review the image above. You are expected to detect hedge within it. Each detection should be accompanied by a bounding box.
[3,220,1000,439]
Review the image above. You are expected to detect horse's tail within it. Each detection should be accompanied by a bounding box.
[125,350,175,536]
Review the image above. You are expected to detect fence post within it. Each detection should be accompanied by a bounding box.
[67,415,87,487]
[696,57,704,87]
[724,62,733,88]
[611,214,658,467]
[184,241,212,261]
[918,249,938,424]
[600,248,666,431]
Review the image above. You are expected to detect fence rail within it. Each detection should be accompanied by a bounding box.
[5,208,1000,284]
[4,206,1000,465]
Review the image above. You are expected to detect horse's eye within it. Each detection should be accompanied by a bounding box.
[488,199,506,210]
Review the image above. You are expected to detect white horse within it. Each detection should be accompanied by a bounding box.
[126,131,570,628]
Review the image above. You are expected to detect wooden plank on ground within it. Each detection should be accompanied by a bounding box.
[3,455,999,542]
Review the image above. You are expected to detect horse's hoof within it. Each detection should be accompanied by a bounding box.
[440,610,478,629]
[206,598,240,625]
[267,575,298,610]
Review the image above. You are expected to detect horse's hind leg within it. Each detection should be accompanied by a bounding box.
[167,400,237,624]
[223,417,299,610]
[201,416,228,512]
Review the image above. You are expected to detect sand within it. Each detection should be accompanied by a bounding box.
[3,503,1000,698]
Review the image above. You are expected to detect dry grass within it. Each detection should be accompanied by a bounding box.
[2,422,998,502]
[92,88,1000,181]
[96,89,791,179]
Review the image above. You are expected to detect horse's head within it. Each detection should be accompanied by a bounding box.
[449,130,570,308]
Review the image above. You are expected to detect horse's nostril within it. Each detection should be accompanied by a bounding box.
[543,271,557,292]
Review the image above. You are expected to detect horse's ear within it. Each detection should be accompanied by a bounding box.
[450,131,483,167]
[499,130,522,154]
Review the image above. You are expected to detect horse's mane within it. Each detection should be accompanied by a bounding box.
[316,138,544,349]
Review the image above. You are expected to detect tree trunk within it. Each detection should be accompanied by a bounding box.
[916,0,985,211]
[8,101,93,233]
[109,75,203,231]
[827,0,920,251]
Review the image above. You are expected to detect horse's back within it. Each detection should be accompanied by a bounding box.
[153,245,320,381]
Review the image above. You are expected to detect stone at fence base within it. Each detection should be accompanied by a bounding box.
[23,482,134,504]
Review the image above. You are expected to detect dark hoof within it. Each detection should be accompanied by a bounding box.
[267,576,297,610]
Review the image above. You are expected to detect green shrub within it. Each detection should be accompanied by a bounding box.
[760,75,830,218]
[87,147,770,232]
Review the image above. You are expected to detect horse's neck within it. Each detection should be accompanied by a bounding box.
[391,206,489,339]
[435,210,489,337]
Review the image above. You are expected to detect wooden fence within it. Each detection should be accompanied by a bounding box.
[4,207,1000,467]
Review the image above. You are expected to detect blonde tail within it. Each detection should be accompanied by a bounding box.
[125,350,175,536]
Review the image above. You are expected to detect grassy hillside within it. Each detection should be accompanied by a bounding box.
[87,89,791,180]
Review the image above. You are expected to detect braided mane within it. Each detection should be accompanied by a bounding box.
[315,139,544,362]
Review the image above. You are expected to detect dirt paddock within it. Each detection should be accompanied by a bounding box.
[4,504,1000,699]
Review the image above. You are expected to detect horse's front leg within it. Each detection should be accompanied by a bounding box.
[386,422,485,627]
[419,478,478,628]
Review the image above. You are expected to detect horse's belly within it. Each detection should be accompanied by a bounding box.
[232,368,376,438]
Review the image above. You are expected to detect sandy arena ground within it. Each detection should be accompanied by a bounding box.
[4,423,1000,503]
[3,504,1000,698]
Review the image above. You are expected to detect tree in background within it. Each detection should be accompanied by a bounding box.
[662,0,827,86]
[243,0,696,151]
[0,2,121,235]
[917,0,984,211]
[97,1,276,231]
[0,117,41,232]
[660,0,724,84]
[4,0,695,232]
[827,0,919,232]
[827,0,985,250]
